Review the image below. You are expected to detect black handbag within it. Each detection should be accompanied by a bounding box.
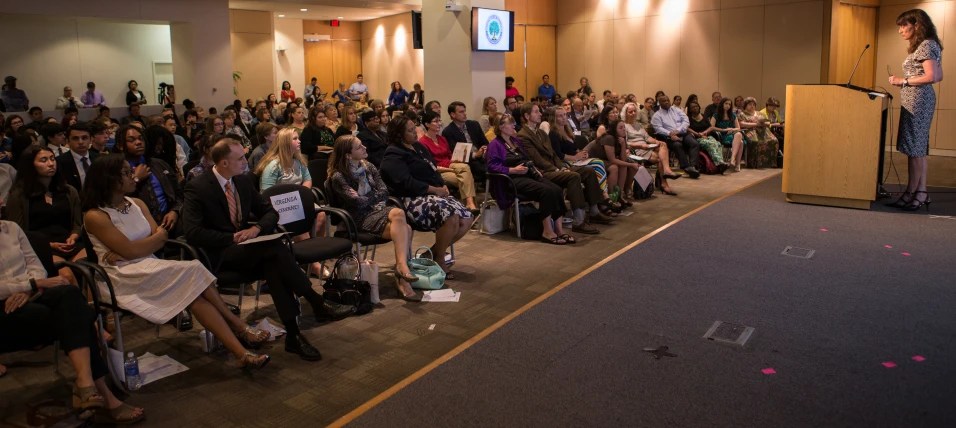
[322,254,374,315]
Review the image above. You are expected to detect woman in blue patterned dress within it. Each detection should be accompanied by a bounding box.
[888,9,943,211]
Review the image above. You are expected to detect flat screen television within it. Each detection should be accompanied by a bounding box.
[471,7,514,52]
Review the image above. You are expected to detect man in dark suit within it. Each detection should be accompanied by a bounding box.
[441,101,490,183]
[183,136,354,362]
[56,123,98,193]
[356,110,387,167]
[113,125,185,237]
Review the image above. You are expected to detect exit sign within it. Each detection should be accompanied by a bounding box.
[331,20,340,27]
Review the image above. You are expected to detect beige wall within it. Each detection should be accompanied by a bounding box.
[0,14,172,111]
[3,0,234,109]
[361,13,425,103]
[876,0,956,154]
[275,17,306,98]
[231,10,275,103]
[555,0,825,112]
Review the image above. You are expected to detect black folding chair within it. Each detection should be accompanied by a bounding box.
[323,180,392,262]
[482,173,537,239]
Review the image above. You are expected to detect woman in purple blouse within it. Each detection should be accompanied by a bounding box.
[486,114,573,245]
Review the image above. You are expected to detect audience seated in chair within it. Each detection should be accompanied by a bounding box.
[186,134,217,182]
[183,136,355,362]
[81,155,271,370]
[380,117,474,280]
[595,104,620,139]
[514,103,611,235]
[737,97,779,169]
[0,213,145,424]
[356,110,388,167]
[620,103,679,195]
[710,97,746,171]
[487,114,572,245]
[114,125,183,238]
[298,107,335,161]
[5,145,87,284]
[334,105,360,139]
[479,97,499,133]
[546,107,614,211]
[650,94,701,179]
[56,123,98,196]
[248,122,276,172]
[254,128,327,276]
[441,101,490,184]
[685,101,729,172]
[418,111,479,212]
[326,135,420,300]
[589,120,642,207]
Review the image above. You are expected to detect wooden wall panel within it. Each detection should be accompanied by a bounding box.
[526,0,557,25]
[933,110,955,150]
[558,0,598,24]
[583,20,614,98]
[230,10,271,34]
[305,41,334,99]
[763,2,823,110]
[679,10,719,106]
[937,1,956,110]
[505,25,528,97]
[506,0,528,24]
[644,14,682,98]
[718,6,764,104]
[331,41,363,97]
[556,23,586,94]
[526,25,557,97]
[828,3,877,88]
[612,17,645,98]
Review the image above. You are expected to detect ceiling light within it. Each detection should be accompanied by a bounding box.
[278,14,285,17]
[337,16,344,19]
[300,8,308,11]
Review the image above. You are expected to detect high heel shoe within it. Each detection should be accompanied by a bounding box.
[885,191,913,208]
[392,276,423,302]
[395,266,419,282]
[902,191,931,211]
[237,352,270,371]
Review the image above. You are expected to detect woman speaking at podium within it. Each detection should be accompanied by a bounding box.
[888,9,943,211]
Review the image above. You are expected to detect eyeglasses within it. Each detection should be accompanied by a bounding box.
[121,169,133,177]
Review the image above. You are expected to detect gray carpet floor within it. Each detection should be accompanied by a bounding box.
[348,175,956,428]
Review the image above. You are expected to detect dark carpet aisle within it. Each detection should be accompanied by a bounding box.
[348,176,956,428]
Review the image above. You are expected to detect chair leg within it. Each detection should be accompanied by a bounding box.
[369,244,376,260]
[515,201,522,239]
[53,341,61,377]
[254,280,262,314]
[238,283,245,313]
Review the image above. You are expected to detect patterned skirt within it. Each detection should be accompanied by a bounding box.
[581,158,607,193]
[402,195,473,232]
[696,136,724,164]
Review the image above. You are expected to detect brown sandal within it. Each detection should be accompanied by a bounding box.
[237,352,271,371]
[95,403,145,425]
[72,385,105,411]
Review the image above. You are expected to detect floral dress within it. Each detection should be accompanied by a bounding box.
[898,39,941,157]
[689,115,724,164]
[738,110,779,169]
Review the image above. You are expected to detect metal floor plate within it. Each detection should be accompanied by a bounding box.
[703,321,755,346]
[782,246,814,259]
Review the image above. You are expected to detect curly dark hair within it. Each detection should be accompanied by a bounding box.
[897,9,943,54]
[81,154,127,211]
[386,116,414,147]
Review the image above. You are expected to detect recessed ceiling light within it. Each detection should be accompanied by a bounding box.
[337,16,344,19]
[278,14,285,17]
[300,8,307,11]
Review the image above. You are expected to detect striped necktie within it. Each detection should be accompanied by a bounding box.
[224,182,240,229]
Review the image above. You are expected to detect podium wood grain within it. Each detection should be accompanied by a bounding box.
[782,85,882,209]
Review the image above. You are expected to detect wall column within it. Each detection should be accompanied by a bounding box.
[422,0,505,122]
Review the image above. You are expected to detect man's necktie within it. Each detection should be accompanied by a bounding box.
[224,182,240,229]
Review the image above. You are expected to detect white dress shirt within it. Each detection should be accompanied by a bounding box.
[650,106,690,135]
[212,166,241,222]
[71,150,91,186]
[48,144,69,157]
[0,220,47,300]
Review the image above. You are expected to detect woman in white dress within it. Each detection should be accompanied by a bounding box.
[81,155,271,371]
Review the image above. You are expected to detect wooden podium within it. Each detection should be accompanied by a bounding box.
[782,84,886,210]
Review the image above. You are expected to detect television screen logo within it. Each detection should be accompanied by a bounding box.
[485,14,502,45]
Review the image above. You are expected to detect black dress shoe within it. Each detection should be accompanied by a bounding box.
[684,167,701,179]
[313,301,356,322]
[285,334,323,361]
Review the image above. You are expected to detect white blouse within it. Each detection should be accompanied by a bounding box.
[0,221,47,300]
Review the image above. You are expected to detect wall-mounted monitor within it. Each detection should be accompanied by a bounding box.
[471,7,514,52]
[411,11,423,49]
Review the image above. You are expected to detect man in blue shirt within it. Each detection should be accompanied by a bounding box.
[117,125,183,236]
[650,94,701,178]
[537,74,556,104]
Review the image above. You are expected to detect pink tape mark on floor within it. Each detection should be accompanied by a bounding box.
[820,228,828,232]
[884,245,893,249]
[901,252,911,256]
[761,368,776,375]
[882,361,897,368]
[912,356,926,362]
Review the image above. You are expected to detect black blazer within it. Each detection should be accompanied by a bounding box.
[126,90,145,106]
[55,151,98,193]
[409,91,425,106]
[128,158,182,221]
[440,120,489,153]
[380,143,444,198]
[357,128,388,167]
[183,169,279,270]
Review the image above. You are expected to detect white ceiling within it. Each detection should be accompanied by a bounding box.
[229,0,421,21]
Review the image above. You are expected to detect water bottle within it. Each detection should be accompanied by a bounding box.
[124,352,143,391]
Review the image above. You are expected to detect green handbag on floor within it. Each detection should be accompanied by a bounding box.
[408,246,446,290]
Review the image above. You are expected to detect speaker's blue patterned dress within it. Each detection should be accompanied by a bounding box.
[897,39,941,157]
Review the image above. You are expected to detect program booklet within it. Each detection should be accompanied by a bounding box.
[451,143,473,163]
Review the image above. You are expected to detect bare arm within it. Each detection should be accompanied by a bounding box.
[84,199,167,261]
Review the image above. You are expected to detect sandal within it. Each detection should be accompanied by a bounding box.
[234,326,271,346]
[391,277,423,302]
[95,403,145,425]
[72,385,105,411]
[395,266,420,283]
[541,235,568,245]
[559,234,576,244]
[885,191,914,208]
[236,352,271,371]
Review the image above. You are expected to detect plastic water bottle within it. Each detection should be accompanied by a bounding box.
[124,352,143,391]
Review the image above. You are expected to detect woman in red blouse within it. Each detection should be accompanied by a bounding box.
[280,81,296,103]
[418,111,478,212]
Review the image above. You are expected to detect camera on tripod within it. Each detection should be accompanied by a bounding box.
[157,82,168,104]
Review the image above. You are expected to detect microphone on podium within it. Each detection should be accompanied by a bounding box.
[846,44,871,87]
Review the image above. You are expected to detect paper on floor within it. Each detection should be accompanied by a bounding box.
[618,211,634,216]
[422,289,461,302]
[106,349,188,386]
[256,318,287,341]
